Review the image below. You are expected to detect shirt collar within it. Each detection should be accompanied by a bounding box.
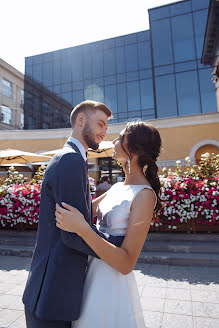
[68,137,87,162]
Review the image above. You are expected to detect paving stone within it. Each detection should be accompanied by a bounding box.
[142,286,167,299]
[9,314,26,328]
[0,308,23,328]
[164,299,193,316]
[191,290,219,304]
[141,297,165,312]
[166,288,191,301]
[162,313,194,328]
[194,317,219,328]
[192,301,219,319]
[0,283,17,294]
[143,311,163,328]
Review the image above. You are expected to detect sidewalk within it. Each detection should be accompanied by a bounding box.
[0,256,218,328]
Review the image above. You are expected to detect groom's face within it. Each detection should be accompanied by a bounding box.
[82,109,108,150]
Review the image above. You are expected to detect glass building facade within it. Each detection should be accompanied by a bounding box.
[24,0,217,129]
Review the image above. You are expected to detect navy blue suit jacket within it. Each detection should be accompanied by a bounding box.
[22,141,124,321]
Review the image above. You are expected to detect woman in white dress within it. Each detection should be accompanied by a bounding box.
[55,121,162,328]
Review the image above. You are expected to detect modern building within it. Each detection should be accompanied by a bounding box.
[24,0,217,130]
[0,58,24,130]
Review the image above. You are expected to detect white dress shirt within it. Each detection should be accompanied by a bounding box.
[68,137,87,162]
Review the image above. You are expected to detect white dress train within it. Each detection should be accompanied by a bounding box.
[73,182,157,328]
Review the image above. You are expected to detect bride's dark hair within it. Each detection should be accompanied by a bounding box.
[120,120,162,214]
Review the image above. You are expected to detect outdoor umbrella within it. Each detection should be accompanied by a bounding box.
[0,149,52,165]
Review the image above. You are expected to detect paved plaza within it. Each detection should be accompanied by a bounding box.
[0,256,218,328]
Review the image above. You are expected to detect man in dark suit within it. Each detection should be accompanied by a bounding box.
[23,100,124,328]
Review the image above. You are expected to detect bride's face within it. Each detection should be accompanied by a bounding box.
[112,129,128,163]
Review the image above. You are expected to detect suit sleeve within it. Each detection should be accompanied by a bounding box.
[53,153,124,257]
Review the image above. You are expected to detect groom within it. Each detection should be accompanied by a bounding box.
[23,100,124,328]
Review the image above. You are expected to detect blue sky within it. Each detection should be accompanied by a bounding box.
[1,0,183,73]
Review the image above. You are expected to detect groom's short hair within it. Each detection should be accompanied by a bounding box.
[70,100,112,128]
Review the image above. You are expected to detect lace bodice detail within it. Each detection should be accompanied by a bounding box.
[96,182,157,236]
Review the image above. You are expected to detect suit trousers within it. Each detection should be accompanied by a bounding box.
[25,307,72,328]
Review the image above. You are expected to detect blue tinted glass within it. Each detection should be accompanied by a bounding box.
[140,79,154,109]
[151,19,173,66]
[115,36,124,47]
[92,52,103,78]
[176,70,201,115]
[126,71,139,82]
[104,85,117,114]
[154,65,174,76]
[84,84,93,99]
[104,48,116,76]
[170,2,191,16]
[43,53,53,62]
[142,109,155,116]
[117,73,126,83]
[117,83,127,113]
[116,47,125,73]
[33,55,42,64]
[54,85,61,96]
[62,83,72,93]
[139,69,152,79]
[61,57,71,83]
[32,63,42,83]
[53,60,61,85]
[104,75,116,85]
[26,57,32,66]
[72,54,83,81]
[155,74,178,118]
[103,38,115,50]
[25,65,32,77]
[192,0,209,11]
[142,113,155,120]
[127,81,140,111]
[124,33,137,45]
[138,42,151,69]
[137,31,150,42]
[171,14,196,62]
[175,61,197,73]
[128,111,141,118]
[149,6,169,21]
[118,112,128,119]
[193,10,208,59]
[93,78,104,87]
[83,54,92,79]
[62,92,72,104]
[92,85,104,103]
[199,69,217,113]
[73,90,83,107]
[73,81,83,91]
[43,62,52,86]
[125,44,138,72]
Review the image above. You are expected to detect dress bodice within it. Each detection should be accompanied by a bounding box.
[96,182,157,236]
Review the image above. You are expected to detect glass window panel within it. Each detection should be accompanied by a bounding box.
[93,78,104,87]
[32,63,43,83]
[199,68,217,113]
[42,101,49,116]
[1,106,12,124]
[137,31,150,42]
[116,47,126,73]
[104,75,116,85]
[26,57,32,66]
[20,112,24,129]
[117,73,126,83]
[176,70,201,115]
[127,81,140,111]
[142,113,155,120]
[73,81,83,91]
[118,112,128,119]
[43,62,53,86]
[83,54,92,79]
[125,44,138,72]
[142,109,155,116]
[54,85,61,96]
[128,110,141,118]
[171,14,196,62]
[61,57,71,84]
[154,65,174,76]
[43,53,53,62]
[117,83,127,113]
[33,55,42,64]
[149,6,169,21]
[2,79,12,98]
[192,0,209,11]
[175,61,197,73]
[104,48,116,76]
[126,71,139,82]
[193,10,208,59]
[53,60,61,85]
[138,42,151,69]
[92,85,104,103]
[170,2,191,16]
[124,33,137,44]
[104,85,117,114]
[115,36,124,47]
[92,52,103,78]
[140,79,154,109]
[25,65,32,77]
[84,85,93,100]
[139,69,153,79]
[155,74,178,118]
[151,19,173,66]
[103,38,115,49]
[72,54,83,81]
[73,90,84,107]
[62,92,72,104]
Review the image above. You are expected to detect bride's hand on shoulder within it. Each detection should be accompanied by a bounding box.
[55,203,89,235]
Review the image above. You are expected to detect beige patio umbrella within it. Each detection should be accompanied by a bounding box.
[0,149,52,165]
[41,141,114,159]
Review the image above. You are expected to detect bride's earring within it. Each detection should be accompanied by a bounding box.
[127,157,131,174]
[143,164,148,175]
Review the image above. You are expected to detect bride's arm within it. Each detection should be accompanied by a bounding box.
[92,192,107,217]
[56,189,155,275]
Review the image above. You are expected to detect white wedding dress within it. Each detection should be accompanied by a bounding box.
[73,182,157,328]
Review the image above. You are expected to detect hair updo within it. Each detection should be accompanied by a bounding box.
[120,120,162,214]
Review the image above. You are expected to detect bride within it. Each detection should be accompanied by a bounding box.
[55,120,162,328]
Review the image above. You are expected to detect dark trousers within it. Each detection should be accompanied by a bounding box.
[25,307,71,328]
